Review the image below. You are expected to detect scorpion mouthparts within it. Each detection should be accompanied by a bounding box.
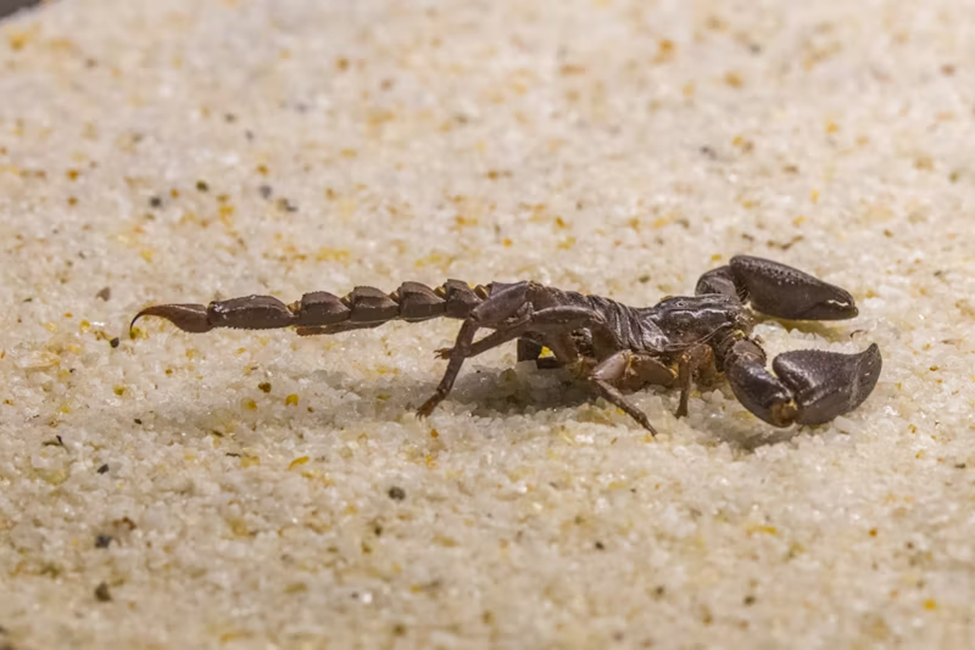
[130,304,214,335]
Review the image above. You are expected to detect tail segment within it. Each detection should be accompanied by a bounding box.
[130,280,491,337]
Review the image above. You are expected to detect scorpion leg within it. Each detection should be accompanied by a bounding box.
[417,282,533,418]
[675,344,716,418]
[724,338,882,427]
[419,283,605,417]
[590,351,672,434]
[436,305,614,362]
[421,299,632,420]
[697,255,858,321]
[416,319,482,419]
[429,303,679,432]
[435,310,534,360]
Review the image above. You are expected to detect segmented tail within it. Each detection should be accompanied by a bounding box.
[130,280,494,337]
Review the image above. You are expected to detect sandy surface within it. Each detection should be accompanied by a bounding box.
[1,0,974,648]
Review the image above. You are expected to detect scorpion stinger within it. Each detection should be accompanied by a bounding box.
[131,256,882,433]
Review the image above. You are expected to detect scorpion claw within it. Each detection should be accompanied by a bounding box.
[772,343,882,425]
[726,340,882,427]
[130,304,213,336]
[728,255,858,321]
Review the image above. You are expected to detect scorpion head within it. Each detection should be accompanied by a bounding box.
[649,294,750,348]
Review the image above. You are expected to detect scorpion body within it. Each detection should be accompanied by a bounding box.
[132,256,882,434]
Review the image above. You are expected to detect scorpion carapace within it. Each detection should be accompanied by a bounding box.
[131,255,882,434]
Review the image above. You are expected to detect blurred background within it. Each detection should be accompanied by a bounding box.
[0,0,40,19]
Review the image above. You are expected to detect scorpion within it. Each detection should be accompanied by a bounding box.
[131,255,882,434]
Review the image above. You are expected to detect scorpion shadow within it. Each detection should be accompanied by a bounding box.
[116,364,810,451]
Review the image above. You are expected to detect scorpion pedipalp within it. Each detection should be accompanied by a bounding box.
[698,255,858,321]
[721,338,882,427]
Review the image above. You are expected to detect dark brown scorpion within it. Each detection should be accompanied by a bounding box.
[131,255,882,434]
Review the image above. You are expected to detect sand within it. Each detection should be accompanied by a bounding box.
[1,0,973,647]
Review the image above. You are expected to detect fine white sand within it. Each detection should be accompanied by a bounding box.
[1,1,974,647]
